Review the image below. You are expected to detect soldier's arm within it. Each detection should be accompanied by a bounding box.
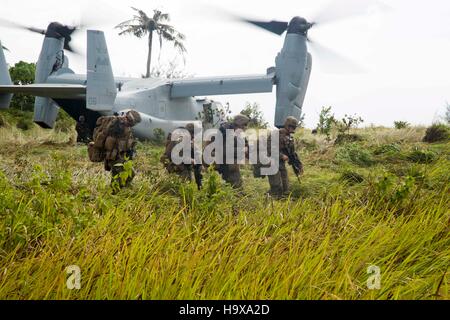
[279,129,289,161]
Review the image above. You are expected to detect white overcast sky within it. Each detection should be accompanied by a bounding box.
[1,0,450,128]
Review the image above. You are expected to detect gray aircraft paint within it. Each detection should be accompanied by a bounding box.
[0,40,12,109]
[0,22,312,139]
[274,33,310,128]
[87,30,117,112]
[34,37,65,128]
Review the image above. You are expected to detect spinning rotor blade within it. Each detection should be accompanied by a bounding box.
[0,18,46,35]
[312,0,390,26]
[0,17,84,54]
[308,38,365,74]
[242,19,289,35]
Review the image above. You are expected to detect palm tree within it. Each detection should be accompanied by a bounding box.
[115,7,186,78]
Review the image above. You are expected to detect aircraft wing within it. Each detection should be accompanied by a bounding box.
[0,84,86,99]
[169,73,275,98]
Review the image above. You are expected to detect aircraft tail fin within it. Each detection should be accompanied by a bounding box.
[86,30,116,111]
[0,42,12,109]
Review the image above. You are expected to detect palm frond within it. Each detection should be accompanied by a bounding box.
[158,13,170,22]
[117,24,147,37]
[160,30,187,54]
[115,19,135,29]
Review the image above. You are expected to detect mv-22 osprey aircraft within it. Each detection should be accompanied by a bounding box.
[0,3,374,139]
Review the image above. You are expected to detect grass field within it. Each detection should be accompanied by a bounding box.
[0,122,448,299]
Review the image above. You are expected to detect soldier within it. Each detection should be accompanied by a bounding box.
[216,114,250,189]
[93,110,141,191]
[267,116,303,198]
[160,123,203,189]
[75,115,92,143]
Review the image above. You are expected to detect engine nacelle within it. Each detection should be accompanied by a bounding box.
[274,33,312,128]
[33,35,66,128]
[0,42,12,109]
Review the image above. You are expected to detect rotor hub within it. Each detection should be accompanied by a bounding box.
[287,16,314,36]
[46,22,77,52]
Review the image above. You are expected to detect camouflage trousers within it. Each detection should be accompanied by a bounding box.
[268,161,289,197]
[219,164,242,189]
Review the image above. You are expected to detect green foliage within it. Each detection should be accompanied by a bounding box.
[340,169,364,184]
[111,158,134,193]
[152,128,166,144]
[407,148,437,164]
[334,133,363,145]
[9,61,36,111]
[336,113,364,135]
[0,125,448,300]
[54,109,76,133]
[370,172,418,205]
[240,102,268,129]
[316,106,336,140]
[179,166,236,218]
[196,102,233,127]
[335,143,375,167]
[423,124,450,143]
[394,121,410,129]
[16,116,34,131]
[374,143,401,155]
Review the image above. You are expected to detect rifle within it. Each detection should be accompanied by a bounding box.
[285,136,303,183]
[193,164,203,190]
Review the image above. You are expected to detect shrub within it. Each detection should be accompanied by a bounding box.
[240,102,268,129]
[334,133,363,145]
[297,138,318,151]
[336,143,375,167]
[374,143,401,155]
[394,121,410,129]
[423,124,450,143]
[340,169,364,184]
[16,117,34,130]
[407,148,437,164]
[370,172,417,205]
[316,106,336,140]
[54,109,75,133]
[153,128,166,144]
[336,114,364,135]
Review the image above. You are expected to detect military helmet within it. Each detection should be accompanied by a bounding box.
[185,123,195,134]
[125,110,142,126]
[233,114,250,127]
[284,116,299,129]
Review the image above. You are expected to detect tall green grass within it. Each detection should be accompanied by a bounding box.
[0,125,448,299]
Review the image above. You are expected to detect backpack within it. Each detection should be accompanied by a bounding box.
[87,116,118,163]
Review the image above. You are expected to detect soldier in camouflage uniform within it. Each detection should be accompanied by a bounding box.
[94,110,141,190]
[160,123,196,182]
[217,114,250,189]
[267,116,303,197]
[75,115,92,143]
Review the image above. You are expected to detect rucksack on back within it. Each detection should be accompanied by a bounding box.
[88,116,117,163]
